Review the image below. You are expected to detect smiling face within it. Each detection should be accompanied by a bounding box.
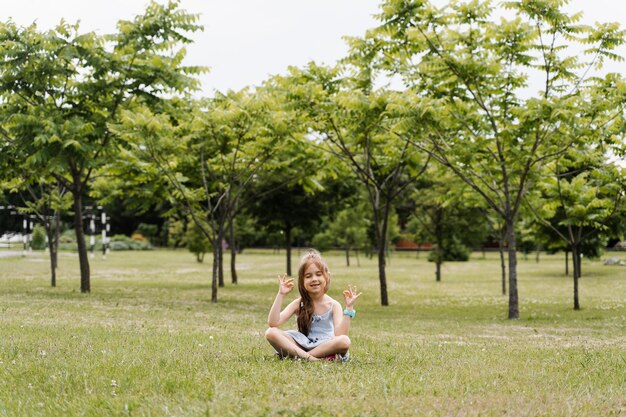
[302,262,328,295]
[298,256,330,298]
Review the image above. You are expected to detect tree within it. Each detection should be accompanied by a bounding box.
[527,151,626,309]
[372,0,625,318]
[284,61,428,306]
[186,221,212,263]
[115,88,289,302]
[408,167,487,282]
[0,1,204,292]
[313,204,370,267]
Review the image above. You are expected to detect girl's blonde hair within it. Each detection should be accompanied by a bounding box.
[296,249,330,335]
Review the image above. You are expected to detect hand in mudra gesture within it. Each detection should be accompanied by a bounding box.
[277,273,294,295]
[343,285,362,308]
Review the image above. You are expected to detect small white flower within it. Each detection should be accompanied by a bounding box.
[209,336,214,340]
[111,379,117,387]
[198,344,203,347]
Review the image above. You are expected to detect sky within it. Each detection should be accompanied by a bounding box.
[3,0,626,97]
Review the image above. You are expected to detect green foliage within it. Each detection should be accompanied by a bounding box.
[109,234,152,251]
[135,223,159,244]
[369,0,626,316]
[30,224,47,250]
[165,218,187,248]
[186,223,212,263]
[0,1,205,291]
[427,237,470,262]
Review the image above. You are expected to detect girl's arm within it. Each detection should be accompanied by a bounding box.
[333,285,362,336]
[267,274,299,327]
[267,296,300,327]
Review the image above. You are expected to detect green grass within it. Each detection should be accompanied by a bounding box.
[0,248,624,416]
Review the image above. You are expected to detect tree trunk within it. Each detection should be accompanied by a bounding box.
[377,243,388,306]
[572,245,580,310]
[565,250,569,276]
[535,245,541,263]
[435,243,443,282]
[45,226,57,287]
[377,206,390,306]
[506,218,519,319]
[285,222,292,276]
[230,220,238,285]
[72,189,90,293]
[345,245,350,267]
[217,220,225,287]
[435,211,443,282]
[211,242,218,303]
[499,237,506,296]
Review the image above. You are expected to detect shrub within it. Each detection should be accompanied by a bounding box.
[108,234,151,251]
[30,224,47,250]
[186,224,211,262]
[428,237,470,262]
[131,233,146,241]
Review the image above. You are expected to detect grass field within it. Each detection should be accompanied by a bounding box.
[0,248,624,416]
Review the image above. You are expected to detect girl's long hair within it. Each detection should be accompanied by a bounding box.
[296,249,330,335]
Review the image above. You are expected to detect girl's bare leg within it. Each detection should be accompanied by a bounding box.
[265,328,319,361]
[307,335,350,359]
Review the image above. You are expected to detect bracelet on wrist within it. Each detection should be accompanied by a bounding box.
[343,309,356,318]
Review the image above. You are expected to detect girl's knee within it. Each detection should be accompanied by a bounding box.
[336,335,351,350]
[265,327,281,342]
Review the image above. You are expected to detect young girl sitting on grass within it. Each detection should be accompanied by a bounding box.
[265,249,361,361]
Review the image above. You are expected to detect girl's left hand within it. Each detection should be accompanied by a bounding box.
[343,285,362,308]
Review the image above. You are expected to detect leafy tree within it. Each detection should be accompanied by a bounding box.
[283,61,428,306]
[249,177,326,275]
[526,150,626,309]
[115,88,290,301]
[0,1,204,292]
[313,203,370,266]
[30,224,47,250]
[371,0,626,318]
[186,221,212,263]
[408,167,487,282]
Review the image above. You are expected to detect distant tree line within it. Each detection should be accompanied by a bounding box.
[1,0,625,317]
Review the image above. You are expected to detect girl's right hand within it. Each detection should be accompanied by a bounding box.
[278,273,294,295]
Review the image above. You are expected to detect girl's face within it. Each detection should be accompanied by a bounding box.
[302,262,328,295]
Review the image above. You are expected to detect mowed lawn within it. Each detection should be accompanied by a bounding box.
[0,248,624,416]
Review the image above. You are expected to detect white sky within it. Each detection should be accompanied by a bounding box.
[3,0,626,96]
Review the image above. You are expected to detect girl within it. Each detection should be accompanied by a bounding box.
[265,249,361,361]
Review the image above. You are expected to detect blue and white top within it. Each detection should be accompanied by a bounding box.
[285,308,335,350]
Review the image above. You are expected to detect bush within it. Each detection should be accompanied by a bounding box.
[109,234,151,251]
[428,237,470,262]
[135,223,158,244]
[30,224,47,250]
[186,224,211,262]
